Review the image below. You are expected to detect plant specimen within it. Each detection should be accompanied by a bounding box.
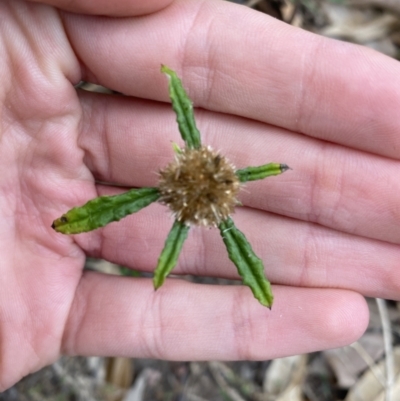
[52,66,289,308]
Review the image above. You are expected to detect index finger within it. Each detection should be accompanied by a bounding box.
[62,0,400,159]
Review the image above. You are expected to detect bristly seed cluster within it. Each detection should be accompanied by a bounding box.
[158,146,241,227]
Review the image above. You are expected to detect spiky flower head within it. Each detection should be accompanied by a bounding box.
[51,66,290,308]
[158,146,240,227]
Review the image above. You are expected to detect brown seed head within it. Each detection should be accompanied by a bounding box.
[158,146,241,227]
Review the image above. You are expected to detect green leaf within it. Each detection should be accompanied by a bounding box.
[153,220,190,289]
[161,65,201,149]
[236,163,289,183]
[52,187,160,234]
[171,142,183,154]
[219,217,273,308]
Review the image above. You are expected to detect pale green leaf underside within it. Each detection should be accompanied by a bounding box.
[153,220,190,289]
[52,187,160,234]
[236,163,289,183]
[161,65,201,149]
[219,217,273,308]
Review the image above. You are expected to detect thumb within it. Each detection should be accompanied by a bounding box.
[26,0,174,16]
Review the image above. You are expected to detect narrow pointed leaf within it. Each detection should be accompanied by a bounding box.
[154,220,190,289]
[219,217,273,308]
[52,187,160,234]
[236,163,289,183]
[161,65,201,149]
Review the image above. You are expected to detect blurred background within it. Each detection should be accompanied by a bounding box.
[2,0,400,400]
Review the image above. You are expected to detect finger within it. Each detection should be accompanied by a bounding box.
[28,0,173,16]
[62,271,368,360]
[76,91,400,244]
[63,0,400,159]
[74,198,400,301]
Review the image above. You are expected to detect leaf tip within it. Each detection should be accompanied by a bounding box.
[153,277,164,291]
[266,293,274,309]
[260,298,273,309]
[171,141,182,154]
[255,292,273,309]
[160,64,173,76]
[51,215,69,233]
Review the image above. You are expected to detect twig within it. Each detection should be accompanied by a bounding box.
[52,360,99,401]
[376,298,394,401]
[288,5,299,25]
[350,342,386,387]
[245,0,263,8]
[302,382,320,401]
[208,362,246,401]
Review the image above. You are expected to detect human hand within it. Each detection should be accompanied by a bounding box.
[2,0,400,391]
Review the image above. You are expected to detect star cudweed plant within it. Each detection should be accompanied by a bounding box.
[52,66,289,308]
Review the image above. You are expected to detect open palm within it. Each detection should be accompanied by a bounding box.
[2,0,400,391]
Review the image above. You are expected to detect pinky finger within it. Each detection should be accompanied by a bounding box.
[62,272,369,361]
